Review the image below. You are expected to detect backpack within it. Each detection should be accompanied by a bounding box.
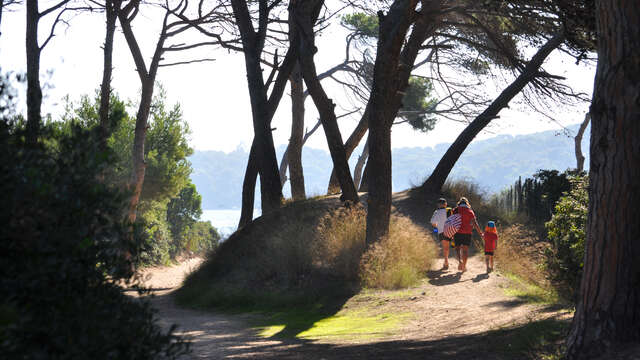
[443,213,461,239]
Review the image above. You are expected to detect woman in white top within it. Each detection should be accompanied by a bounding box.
[430,198,452,270]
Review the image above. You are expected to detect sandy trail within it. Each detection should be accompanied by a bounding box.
[139,254,564,359]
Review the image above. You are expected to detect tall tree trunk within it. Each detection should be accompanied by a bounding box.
[231,0,290,217]
[565,1,640,358]
[98,0,120,150]
[327,105,370,194]
[353,136,369,189]
[365,1,419,245]
[118,3,166,223]
[294,0,358,203]
[243,50,283,214]
[288,61,306,200]
[238,142,259,228]
[127,82,154,223]
[574,112,590,173]
[25,0,42,145]
[420,33,565,194]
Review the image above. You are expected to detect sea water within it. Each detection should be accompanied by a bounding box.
[200,209,262,239]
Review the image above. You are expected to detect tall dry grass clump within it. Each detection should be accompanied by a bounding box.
[314,204,367,281]
[360,215,437,289]
[495,225,550,289]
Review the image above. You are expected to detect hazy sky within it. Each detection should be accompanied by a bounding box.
[0,2,595,153]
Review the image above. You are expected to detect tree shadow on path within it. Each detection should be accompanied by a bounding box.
[427,270,464,286]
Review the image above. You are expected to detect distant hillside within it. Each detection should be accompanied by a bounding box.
[190,124,589,209]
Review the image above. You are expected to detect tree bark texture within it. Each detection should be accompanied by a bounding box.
[420,32,565,194]
[98,0,120,150]
[575,112,591,173]
[288,61,306,200]
[293,0,358,204]
[25,0,42,145]
[566,1,640,358]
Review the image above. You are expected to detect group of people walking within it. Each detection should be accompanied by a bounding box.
[430,197,498,273]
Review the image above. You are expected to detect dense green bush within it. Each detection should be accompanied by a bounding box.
[545,175,588,300]
[183,220,220,255]
[63,89,215,263]
[0,117,188,358]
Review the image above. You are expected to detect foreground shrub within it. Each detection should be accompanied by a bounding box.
[545,175,588,300]
[360,216,437,289]
[0,90,187,359]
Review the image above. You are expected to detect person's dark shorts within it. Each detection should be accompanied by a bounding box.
[454,233,471,246]
[484,251,494,256]
[438,233,452,242]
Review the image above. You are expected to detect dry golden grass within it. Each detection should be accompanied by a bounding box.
[314,205,368,281]
[360,215,438,289]
[495,224,550,288]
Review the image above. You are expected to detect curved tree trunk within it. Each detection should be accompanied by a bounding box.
[233,0,298,222]
[118,1,166,223]
[288,61,306,200]
[420,33,565,194]
[238,142,258,228]
[25,0,42,145]
[231,0,284,216]
[574,112,590,173]
[98,0,120,150]
[565,1,640,358]
[127,83,154,223]
[280,118,322,187]
[353,136,369,189]
[294,0,358,203]
[327,105,370,194]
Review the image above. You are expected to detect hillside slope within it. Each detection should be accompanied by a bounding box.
[191,124,590,209]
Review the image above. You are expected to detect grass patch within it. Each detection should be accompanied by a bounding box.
[253,307,411,341]
[503,272,560,304]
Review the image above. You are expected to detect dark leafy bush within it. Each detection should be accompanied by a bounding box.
[0,77,188,358]
[545,175,588,300]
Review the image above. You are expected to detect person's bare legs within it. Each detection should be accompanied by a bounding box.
[441,240,450,269]
[485,255,490,273]
[461,245,469,272]
[489,255,494,271]
[456,246,462,270]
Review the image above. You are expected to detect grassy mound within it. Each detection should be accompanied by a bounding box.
[176,197,437,311]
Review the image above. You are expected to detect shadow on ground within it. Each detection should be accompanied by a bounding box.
[152,289,571,360]
[427,269,465,286]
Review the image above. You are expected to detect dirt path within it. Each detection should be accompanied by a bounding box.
[139,255,566,359]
